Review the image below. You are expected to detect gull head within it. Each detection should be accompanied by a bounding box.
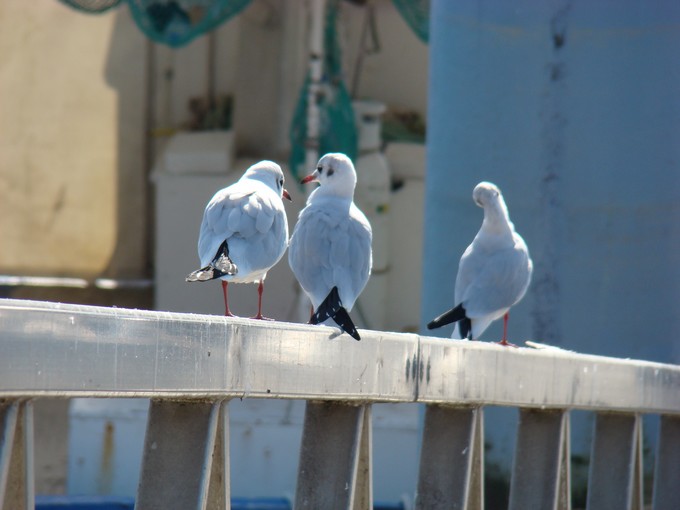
[243,160,291,201]
[473,181,512,226]
[300,153,357,198]
[473,181,502,208]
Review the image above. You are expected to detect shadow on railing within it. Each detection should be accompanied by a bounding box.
[1,299,679,509]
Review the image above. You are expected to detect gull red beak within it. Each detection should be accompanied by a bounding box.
[282,189,292,201]
[300,173,317,185]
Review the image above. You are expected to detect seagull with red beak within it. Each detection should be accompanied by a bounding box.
[186,160,292,319]
[288,153,372,340]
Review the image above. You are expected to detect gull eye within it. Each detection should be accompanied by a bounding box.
[317,166,323,175]
[279,179,283,187]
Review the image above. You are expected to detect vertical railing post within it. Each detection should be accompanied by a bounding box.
[415,405,484,510]
[0,400,19,505]
[0,400,34,510]
[652,415,680,510]
[353,405,373,510]
[207,401,230,510]
[508,409,570,510]
[586,412,642,510]
[295,401,369,509]
[135,399,224,510]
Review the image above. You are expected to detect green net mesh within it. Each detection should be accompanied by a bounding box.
[59,0,251,47]
[59,0,428,47]
[58,0,124,13]
[289,0,357,183]
[392,0,430,43]
[126,0,251,47]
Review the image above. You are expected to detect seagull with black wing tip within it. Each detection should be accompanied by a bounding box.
[288,153,373,341]
[186,160,291,319]
[427,181,533,346]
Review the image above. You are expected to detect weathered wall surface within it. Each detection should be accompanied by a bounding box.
[423,0,680,492]
[0,2,146,278]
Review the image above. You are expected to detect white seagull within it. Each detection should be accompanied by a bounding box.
[427,181,533,346]
[186,160,291,319]
[288,153,372,340]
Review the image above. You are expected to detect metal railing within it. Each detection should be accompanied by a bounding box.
[1,298,679,510]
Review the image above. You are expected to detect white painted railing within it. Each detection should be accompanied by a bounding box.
[1,299,679,509]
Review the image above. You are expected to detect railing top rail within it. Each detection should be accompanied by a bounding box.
[1,299,679,414]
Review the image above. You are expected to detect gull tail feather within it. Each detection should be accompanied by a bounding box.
[311,286,361,341]
[427,303,467,329]
[428,303,473,340]
[186,240,238,282]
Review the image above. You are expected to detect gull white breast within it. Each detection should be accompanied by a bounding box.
[288,153,372,340]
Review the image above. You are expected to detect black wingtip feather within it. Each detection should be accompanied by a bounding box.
[185,240,237,283]
[332,306,361,340]
[459,317,472,340]
[427,303,467,330]
[311,286,361,340]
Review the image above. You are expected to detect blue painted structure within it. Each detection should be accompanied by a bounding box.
[422,0,680,475]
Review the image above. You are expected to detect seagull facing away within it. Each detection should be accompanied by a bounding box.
[288,153,372,340]
[186,160,291,319]
[427,181,533,346]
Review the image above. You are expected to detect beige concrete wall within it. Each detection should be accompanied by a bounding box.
[343,0,429,118]
[151,18,241,131]
[231,1,306,158]
[0,2,146,278]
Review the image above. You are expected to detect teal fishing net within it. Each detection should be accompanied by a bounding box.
[289,0,357,183]
[60,0,428,47]
[127,0,251,47]
[60,0,251,47]
[58,0,124,13]
[392,0,429,43]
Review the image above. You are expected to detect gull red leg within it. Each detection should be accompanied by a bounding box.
[496,312,517,347]
[251,280,274,320]
[503,312,509,343]
[221,281,235,317]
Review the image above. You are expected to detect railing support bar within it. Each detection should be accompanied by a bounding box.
[652,415,680,510]
[295,401,368,509]
[0,400,34,510]
[135,399,222,510]
[415,405,484,510]
[586,412,642,510]
[207,401,230,510]
[0,401,19,504]
[353,404,373,510]
[509,409,570,510]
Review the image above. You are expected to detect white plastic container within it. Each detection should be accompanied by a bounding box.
[160,130,234,175]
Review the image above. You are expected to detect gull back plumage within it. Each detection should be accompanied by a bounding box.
[195,161,289,284]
